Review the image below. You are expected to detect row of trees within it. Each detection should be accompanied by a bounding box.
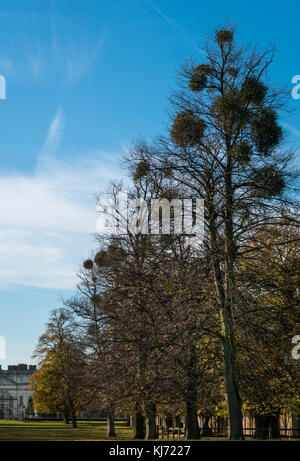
[31,25,300,440]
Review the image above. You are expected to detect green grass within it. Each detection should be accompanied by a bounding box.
[0,420,298,441]
[0,420,133,441]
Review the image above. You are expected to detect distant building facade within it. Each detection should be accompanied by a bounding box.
[0,364,36,419]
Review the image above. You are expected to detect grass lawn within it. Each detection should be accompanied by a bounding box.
[0,420,298,441]
[0,420,134,441]
[0,420,227,441]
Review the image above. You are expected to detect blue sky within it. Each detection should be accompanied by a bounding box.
[0,0,300,366]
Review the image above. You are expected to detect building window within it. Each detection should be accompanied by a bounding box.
[19,395,23,407]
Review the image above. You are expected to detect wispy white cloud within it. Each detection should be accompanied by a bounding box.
[49,10,108,85]
[0,9,107,84]
[282,122,300,139]
[0,149,124,290]
[146,0,173,24]
[65,33,107,85]
[41,108,64,157]
[145,0,205,55]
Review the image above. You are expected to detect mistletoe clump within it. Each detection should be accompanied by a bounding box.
[171,110,205,147]
[251,107,283,156]
[160,188,179,201]
[252,165,285,198]
[231,141,252,165]
[215,28,234,45]
[214,88,249,127]
[134,160,150,181]
[94,250,109,267]
[164,165,173,177]
[189,64,210,92]
[241,76,267,106]
[83,259,93,270]
[107,244,127,260]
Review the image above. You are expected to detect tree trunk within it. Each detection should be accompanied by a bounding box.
[208,198,244,440]
[125,414,131,426]
[165,415,173,429]
[208,151,244,441]
[63,411,69,424]
[254,413,280,439]
[270,413,281,439]
[202,415,212,437]
[107,405,116,437]
[185,396,200,439]
[292,414,300,438]
[184,343,200,439]
[134,403,145,439]
[145,403,157,439]
[254,415,269,439]
[71,411,77,428]
[215,416,224,434]
[70,402,77,428]
[175,415,181,428]
[129,415,134,427]
[222,332,244,440]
